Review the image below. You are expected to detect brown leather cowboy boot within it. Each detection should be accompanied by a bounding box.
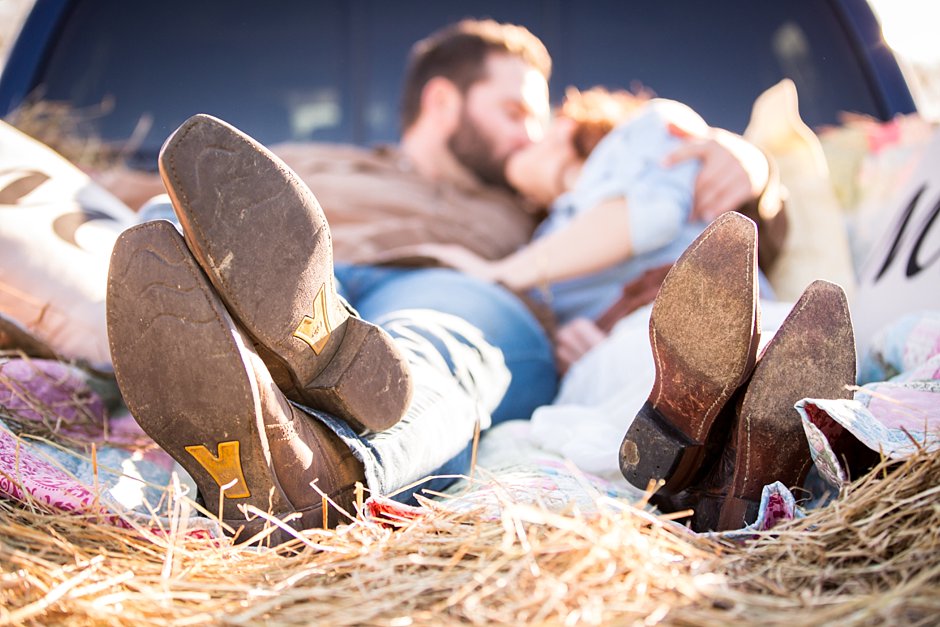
[107,220,365,541]
[158,114,411,433]
[620,212,761,495]
[689,280,857,531]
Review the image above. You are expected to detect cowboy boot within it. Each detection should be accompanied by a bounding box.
[158,114,411,433]
[690,280,857,531]
[107,220,365,541]
[620,212,761,495]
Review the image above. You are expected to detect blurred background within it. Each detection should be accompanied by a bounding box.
[867,0,940,120]
[2,0,938,123]
[1,0,937,158]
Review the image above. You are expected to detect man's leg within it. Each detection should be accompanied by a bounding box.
[109,223,502,526]
[305,306,510,503]
[335,263,558,424]
[327,262,557,503]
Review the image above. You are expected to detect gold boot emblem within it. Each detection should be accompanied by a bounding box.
[293,284,332,354]
[185,440,251,498]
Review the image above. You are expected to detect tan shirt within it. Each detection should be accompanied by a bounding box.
[271,143,539,264]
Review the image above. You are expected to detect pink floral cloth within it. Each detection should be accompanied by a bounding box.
[0,358,219,537]
[0,357,108,435]
[0,423,114,516]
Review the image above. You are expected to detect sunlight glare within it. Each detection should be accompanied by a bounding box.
[869,0,940,65]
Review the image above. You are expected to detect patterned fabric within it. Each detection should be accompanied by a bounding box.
[859,311,940,384]
[0,357,218,538]
[0,421,114,517]
[0,358,109,441]
[0,120,138,369]
[799,311,940,487]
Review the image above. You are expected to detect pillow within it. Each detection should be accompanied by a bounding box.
[0,120,139,369]
[744,79,857,301]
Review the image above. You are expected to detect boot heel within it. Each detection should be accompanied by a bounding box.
[303,317,413,432]
[620,401,706,494]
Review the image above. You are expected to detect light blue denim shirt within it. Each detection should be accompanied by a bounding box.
[533,99,708,323]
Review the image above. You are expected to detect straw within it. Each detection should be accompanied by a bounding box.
[1,443,938,625]
[5,98,146,170]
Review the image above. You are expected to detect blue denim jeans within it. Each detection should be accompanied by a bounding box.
[302,264,557,503]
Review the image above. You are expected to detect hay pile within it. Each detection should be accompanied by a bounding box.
[5,98,143,170]
[1,442,938,626]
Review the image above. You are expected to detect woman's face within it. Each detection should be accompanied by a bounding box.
[505,116,581,207]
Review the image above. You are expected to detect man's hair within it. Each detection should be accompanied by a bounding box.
[400,19,552,131]
[559,86,650,159]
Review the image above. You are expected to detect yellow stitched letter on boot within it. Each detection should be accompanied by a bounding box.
[293,284,332,354]
[185,441,251,499]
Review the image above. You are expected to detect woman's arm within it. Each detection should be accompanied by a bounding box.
[405,197,634,289]
[489,197,634,290]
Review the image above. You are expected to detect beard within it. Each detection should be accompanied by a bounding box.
[447,107,511,190]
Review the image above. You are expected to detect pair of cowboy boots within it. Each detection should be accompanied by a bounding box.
[619,212,872,531]
[107,115,413,540]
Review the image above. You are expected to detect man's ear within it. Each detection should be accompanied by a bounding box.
[420,76,463,132]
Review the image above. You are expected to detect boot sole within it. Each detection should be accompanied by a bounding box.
[107,221,309,536]
[620,213,760,494]
[699,280,856,531]
[158,114,411,432]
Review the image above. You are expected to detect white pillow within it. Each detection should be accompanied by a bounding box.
[0,121,139,368]
[744,79,857,301]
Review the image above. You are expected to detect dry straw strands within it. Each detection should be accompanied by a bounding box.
[712,448,940,625]
[4,98,144,170]
[1,444,939,626]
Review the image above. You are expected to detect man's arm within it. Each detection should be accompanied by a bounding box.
[664,125,787,272]
[663,125,767,219]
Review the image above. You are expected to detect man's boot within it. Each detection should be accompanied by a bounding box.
[107,221,365,540]
[690,280,857,531]
[620,212,761,495]
[158,114,411,433]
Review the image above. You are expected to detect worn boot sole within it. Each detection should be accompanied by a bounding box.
[158,114,411,433]
[694,280,856,531]
[107,221,357,541]
[620,212,760,495]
